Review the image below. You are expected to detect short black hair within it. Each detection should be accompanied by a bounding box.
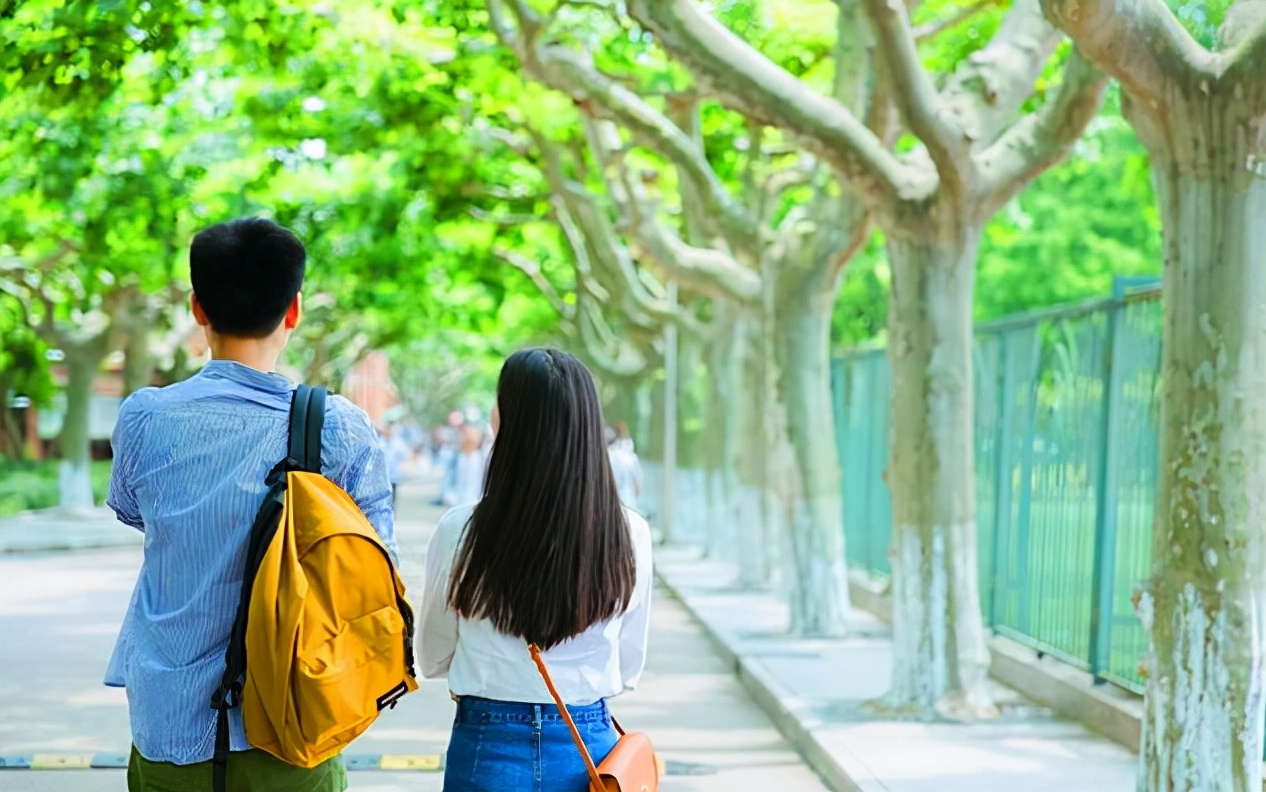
[189,217,306,338]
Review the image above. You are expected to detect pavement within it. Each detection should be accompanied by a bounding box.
[655,545,1139,792]
[0,507,142,553]
[0,475,830,791]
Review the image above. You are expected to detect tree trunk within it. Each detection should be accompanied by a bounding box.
[1137,145,1266,792]
[703,330,729,560]
[736,317,773,588]
[59,341,108,510]
[882,229,996,720]
[645,378,665,464]
[0,371,19,459]
[703,304,752,562]
[772,275,850,637]
[122,329,153,397]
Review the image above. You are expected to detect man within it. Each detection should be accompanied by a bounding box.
[106,217,394,792]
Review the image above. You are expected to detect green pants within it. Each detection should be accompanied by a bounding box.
[127,746,347,792]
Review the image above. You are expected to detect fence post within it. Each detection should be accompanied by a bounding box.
[832,357,850,566]
[1089,299,1126,683]
[1013,329,1039,635]
[989,332,1015,630]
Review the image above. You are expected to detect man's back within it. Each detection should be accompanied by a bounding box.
[106,359,394,765]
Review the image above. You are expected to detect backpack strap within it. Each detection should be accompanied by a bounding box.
[209,384,327,792]
[288,384,326,473]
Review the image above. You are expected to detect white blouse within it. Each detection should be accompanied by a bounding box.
[419,503,654,705]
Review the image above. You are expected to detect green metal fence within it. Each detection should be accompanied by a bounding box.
[832,289,1162,692]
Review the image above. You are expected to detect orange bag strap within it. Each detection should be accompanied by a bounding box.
[529,643,606,792]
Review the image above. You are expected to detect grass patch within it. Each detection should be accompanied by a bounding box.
[0,459,113,518]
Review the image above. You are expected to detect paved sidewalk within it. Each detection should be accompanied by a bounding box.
[0,479,831,791]
[656,546,1138,792]
[0,507,142,553]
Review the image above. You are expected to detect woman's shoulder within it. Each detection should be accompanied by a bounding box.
[622,508,653,552]
[437,503,476,535]
[429,503,477,558]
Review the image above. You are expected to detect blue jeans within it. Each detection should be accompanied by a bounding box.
[444,696,619,791]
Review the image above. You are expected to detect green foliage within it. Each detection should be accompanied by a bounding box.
[0,299,55,407]
[974,89,1162,320]
[0,459,112,516]
[832,237,890,349]
[1,0,567,414]
[1165,0,1232,47]
[832,89,1164,347]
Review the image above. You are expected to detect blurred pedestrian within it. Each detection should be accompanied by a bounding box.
[607,423,644,514]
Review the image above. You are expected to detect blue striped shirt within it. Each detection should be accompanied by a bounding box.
[105,359,395,764]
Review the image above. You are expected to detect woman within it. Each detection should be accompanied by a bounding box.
[419,348,654,791]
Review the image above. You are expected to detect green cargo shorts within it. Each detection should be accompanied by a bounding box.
[127,746,348,792]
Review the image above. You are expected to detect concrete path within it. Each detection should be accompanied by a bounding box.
[0,507,142,553]
[0,478,829,791]
[656,546,1139,792]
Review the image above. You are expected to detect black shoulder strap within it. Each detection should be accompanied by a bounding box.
[209,384,328,792]
[288,384,327,473]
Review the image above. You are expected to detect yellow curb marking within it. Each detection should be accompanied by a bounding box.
[30,754,93,770]
[379,754,441,770]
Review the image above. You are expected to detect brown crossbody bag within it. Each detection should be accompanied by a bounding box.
[528,644,659,792]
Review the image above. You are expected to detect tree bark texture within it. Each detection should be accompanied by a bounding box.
[122,329,153,397]
[1136,88,1266,792]
[59,341,108,510]
[883,228,995,720]
[773,273,851,637]
[737,317,774,588]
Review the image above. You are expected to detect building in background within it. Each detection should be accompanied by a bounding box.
[341,351,402,427]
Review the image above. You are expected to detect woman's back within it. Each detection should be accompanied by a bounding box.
[420,502,654,704]
[416,348,654,791]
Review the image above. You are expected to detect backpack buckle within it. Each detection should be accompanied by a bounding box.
[210,680,243,711]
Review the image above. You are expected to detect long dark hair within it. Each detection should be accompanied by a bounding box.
[448,348,636,649]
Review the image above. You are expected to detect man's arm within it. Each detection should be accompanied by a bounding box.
[106,391,154,532]
[323,396,398,560]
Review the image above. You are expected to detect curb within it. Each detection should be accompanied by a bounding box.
[0,754,443,771]
[0,509,143,554]
[655,570,872,792]
[846,572,1144,753]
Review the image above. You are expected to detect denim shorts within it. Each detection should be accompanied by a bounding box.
[444,695,619,791]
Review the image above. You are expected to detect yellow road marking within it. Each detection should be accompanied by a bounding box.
[30,754,93,770]
[379,754,442,770]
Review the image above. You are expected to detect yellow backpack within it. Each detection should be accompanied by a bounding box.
[210,385,418,791]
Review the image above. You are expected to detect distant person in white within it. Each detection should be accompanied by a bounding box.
[420,348,653,791]
[444,423,488,507]
[606,424,643,514]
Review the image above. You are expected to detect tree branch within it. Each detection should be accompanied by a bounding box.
[554,117,764,307]
[1038,0,1214,110]
[492,0,759,254]
[494,247,574,319]
[1223,5,1266,94]
[978,50,1108,213]
[824,212,874,285]
[469,207,547,226]
[861,0,969,197]
[937,0,1062,150]
[529,125,714,335]
[913,0,1003,42]
[614,165,764,306]
[576,297,649,379]
[627,0,920,206]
